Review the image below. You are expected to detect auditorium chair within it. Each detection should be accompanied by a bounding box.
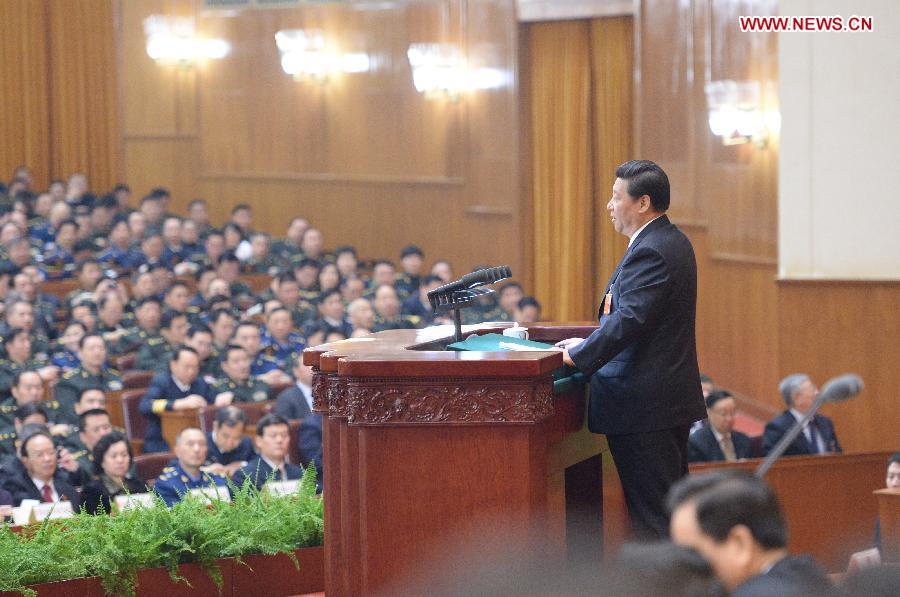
[122,370,154,390]
[267,381,293,401]
[134,451,175,487]
[121,389,148,455]
[111,352,137,372]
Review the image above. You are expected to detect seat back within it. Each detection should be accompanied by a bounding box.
[134,451,175,486]
[121,389,148,455]
[122,370,154,390]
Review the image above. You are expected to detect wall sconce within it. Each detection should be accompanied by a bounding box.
[143,15,230,66]
[705,80,780,148]
[406,43,510,101]
[275,29,370,83]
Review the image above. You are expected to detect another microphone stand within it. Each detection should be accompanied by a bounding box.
[755,392,830,478]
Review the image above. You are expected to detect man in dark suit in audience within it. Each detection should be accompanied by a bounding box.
[232,414,303,491]
[688,390,754,463]
[556,160,706,539]
[139,347,227,453]
[4,429,80,508]
[297,413,323,493]
[203,406,255,479]
[762,374,842,456]
[274,354,314,421]
[669,470,838,597]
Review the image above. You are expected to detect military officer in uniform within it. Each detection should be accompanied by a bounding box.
[115,297,161,354]
[211,345,270,404]
[52,387,112,449]
[135,310,189,373]
[260,308,306,373]
[231,322,292,385]
[154,427,229,506]
[394,245,425,301]
[0,328,58,400]
[1,300,52,360]
[58,408,115,485]
[371,284,420,331]
[53,334,123,425]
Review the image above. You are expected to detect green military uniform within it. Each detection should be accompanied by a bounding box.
[394,273,421,302]
[289,300,318,330]
[136,337,176,373]
[0,396,64,438]
[115,327,159,355]
[53,367,124,425]
[0,427,18,458]
[200,355,220,380]
[210,376,270,404]
[29,332,51,360]
[242,255,284,276]
[230,281,254,302]
[271,239,302,264]
[372,314,420,332]
[0,358,43,400]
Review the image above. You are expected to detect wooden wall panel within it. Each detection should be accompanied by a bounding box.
[47,0,119,191]
[118,0,522,280]
[778,282,900,454]
[0,0,51,189]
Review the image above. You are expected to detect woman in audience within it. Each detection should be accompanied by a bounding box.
[317,262,341,294]
[81,431,146,515]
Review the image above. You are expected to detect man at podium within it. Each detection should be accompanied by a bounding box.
[557,160,705,539]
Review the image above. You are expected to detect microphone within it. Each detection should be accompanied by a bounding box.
[756,373,863,478]
[427,266,512,310]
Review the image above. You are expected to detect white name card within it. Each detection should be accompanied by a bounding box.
[188,485,230,504]
[264,479,300,497]
[114,493,156,512]
[30,501,75,522]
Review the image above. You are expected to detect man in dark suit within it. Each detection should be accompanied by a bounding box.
[139,347,227,453]
[4,430,80,509]
[297,413,323,493]
[688,390,754,463]
[232,414,303,491]
[203,406,255,479]
[557,160,705,539]
[669,470,838,597]
[274,354,314,421]
[762,374,842,456]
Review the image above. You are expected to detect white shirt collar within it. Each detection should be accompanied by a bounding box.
[709,426,728,443]
[172,375,192,392]
[31,477,58,501]
[260,455,285,474]
[789,408,809,428]
[297,381,313,410]
[628,214,664,247]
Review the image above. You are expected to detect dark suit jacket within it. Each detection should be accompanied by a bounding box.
[687,424,754,463]
[274,384,313,421]
[3,460,81,509]
[762,411,842,456]
[80,475,147,515]
[569,215,706,434]
[139,373,216,453]
[0,488,11,506]
[298,413,323,492]
[232,456,303,491]
[204,431,255,466]
[732,555,836,597]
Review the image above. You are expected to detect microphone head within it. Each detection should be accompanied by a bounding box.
[819,373,864,403]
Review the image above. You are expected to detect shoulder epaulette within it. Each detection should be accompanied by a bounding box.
[62,369,78,380]
[147,337,164,346]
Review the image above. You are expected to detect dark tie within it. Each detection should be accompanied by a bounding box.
[41,484,53,503]
[807,422,821,454]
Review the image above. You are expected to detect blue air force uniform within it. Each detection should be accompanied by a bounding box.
[154,461,229,507]
[260,332,306,372]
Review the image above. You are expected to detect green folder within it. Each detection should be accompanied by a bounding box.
[447,333,586,393]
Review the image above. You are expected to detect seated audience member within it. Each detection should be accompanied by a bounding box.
[668,470,837,597]
[4,429,80,508]
[1,370,53,434]
[514,296,542,324]
[58,407,114,485]
[211,345,270,404]
[231,321,291,385]
[334,246,359,279]
[313,289,353,338]
[298,413,323,492]
[0,327,56,400]
[116,296,161,354]
[80,431,145,515]
[260,307,305,373]
[762,374,842,456]
[55,387,108,445]
[395,245,425,300]
[1,402,49,458]
[136,310,189,373]
[347,298,376,336]
[50,321,86,371]
[430,260,453,283]
[496,282,524,322]
[232,414,303,491]
[372,284,418,331]
[605,541,726,597]
[367,260,397,294]
[340,276,365,304]
[204,406,256,478]
[275,354,314,420]
[185,324,218,380]
[401,275,442,326]
[688,391,753,463]
[874,452,900,552]
[53,334,123,424]
[155,427,228,506]
[140,347,226,453]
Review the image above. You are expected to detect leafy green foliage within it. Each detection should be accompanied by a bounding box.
[0,464,323,596]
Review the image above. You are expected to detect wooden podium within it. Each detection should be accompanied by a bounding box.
[304,324,605,596]
[874,488,900,563]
